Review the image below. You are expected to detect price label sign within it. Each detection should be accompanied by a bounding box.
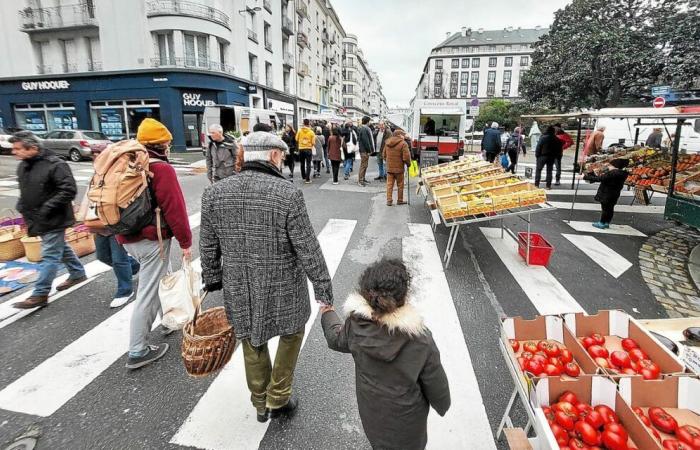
[469,106,480,116]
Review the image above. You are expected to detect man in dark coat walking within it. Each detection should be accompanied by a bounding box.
[534,126,563,189]
[10,131,86,309]
[200,131,333,422]
[481,122,502,163]
[357,116,375,186]
[206,124,239,183]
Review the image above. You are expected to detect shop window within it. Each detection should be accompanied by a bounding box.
[90,100,160,141]
[155,32,175,65]
[16,110,47,133]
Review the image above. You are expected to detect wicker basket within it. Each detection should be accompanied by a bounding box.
[181,297,236,377]
[0,225,26,261]
[20,236,42,262]
[66,228,96,257]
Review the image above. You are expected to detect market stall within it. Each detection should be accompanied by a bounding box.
[418,157,555,268]
[496,310,698,450]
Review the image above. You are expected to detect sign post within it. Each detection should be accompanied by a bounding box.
[653,97,666,108]
[469,98,480,155]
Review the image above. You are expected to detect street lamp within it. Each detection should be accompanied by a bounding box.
[238,6,262,14]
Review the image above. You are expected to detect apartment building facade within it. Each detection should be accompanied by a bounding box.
[0,0,385,150]
[414,27,548,103]
[341,34,380,120]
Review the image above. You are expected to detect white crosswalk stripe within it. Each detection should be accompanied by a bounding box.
[565,220,648,237]
[562,234,632,278]
[548,201,664,214]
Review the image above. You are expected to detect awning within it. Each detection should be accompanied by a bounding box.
[421,108,464,115]
[522,106,700,121]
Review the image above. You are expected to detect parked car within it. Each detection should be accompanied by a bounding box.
[0,127,13,154]
[41,129,112,161]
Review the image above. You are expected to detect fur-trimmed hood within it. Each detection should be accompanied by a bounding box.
[342,292,426,362]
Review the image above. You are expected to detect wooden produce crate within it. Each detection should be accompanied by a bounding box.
[431,174,519,198]
[426,167,505,189]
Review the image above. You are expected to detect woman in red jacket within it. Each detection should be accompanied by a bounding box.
[327,127,343,184]
[118,118,192,370]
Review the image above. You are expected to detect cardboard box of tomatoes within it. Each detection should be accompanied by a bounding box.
[532,376,661,450]
[564,310,686,379]
[502,315,600,382]
[619,376,700,449]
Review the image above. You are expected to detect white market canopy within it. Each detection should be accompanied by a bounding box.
[420,108,464,115]
[522,106,700,121]
[306,113,348,124]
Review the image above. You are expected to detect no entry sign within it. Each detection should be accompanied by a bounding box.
[653,96,666,108]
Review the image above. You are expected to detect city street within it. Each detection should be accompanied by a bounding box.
[0,151,679,450]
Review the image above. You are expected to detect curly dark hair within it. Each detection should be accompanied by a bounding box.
[359,259,412,318]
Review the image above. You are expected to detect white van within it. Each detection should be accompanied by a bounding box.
[596,117,700,152]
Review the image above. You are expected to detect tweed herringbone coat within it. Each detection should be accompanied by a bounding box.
[200,161,333,346]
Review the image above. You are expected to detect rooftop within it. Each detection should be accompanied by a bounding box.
[434,27,549,49]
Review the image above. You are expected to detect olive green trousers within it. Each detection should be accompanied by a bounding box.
[242,330,304,412]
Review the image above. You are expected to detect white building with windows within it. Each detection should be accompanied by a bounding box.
[342,34,385,120]
[0,0,385,149]
[415,27,548,102]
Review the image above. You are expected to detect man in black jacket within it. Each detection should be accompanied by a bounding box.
[10,131,86,309]
[357,116,375,186]
[534,126,563,189]
[206,124,238,183]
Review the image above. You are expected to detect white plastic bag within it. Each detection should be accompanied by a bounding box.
[159,259,201,330]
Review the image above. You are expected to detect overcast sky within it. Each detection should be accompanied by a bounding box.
[332,0,573,108]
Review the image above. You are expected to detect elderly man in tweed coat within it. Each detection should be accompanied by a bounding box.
[200,131,333,423]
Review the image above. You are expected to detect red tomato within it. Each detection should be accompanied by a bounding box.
[537,340,549,352]
[545,364,563,376]
[554,401,577,416]
[522,351,534,360]
[524,341,538,353]
[621,368,638,375]
[517,357,527,370]
[633,408,651,427]
[543,406,555,425]
[565,362,581,377]
[638,360,661,377]
[555,410,577,430]
[511,339,520,352]
[550,357,565,368]
[551,423,570,445]
[526,359,544,375]
[568,437,587,449]
[533,354,548,364]
[545,344,561,358]
[629,348,648,362]
[647,424,661,440]
[602,430,629,450]
[560,349,573,363]
[559,447,572,450]
[676,425,700,449]
[630,360,640,371]
[632,406,644,416]
[559,391,580,405]
[610,350,632,368]
[587,345,609,358]
[585,410,605,430]
[582,336,597,348]
[663,440,693,450]
[621,338,639,351]
[594,405,619,424]
[575,421,601,446]
[576,403,593,417]
[590,333,606,345]
[605,423,629,441]
[640,368,660,380]
[595,357,610,369]
[649,407,679,434]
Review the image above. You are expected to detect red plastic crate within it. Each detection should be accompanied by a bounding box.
[517,232,554,266]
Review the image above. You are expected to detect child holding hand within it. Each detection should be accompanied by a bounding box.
[320,259,451,450]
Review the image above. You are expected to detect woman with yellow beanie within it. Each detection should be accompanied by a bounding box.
[117,118,193,369]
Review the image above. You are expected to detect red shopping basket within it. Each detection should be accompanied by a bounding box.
[517,232,554,266]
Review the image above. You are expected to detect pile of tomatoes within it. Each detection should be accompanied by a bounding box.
[544,391,636,449]
[579,334,662,380]
[633,406,700,450]
[511,339,582,377]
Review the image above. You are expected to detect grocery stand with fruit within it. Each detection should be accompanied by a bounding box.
[496,310,699,450]
[417,156,555,268]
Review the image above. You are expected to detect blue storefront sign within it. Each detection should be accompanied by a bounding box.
[0,70,252,151]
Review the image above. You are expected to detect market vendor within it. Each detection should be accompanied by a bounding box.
[581,158,629,229]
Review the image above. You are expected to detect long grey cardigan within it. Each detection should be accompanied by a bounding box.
[200,161,333,346]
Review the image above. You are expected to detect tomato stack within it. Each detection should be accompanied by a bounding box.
[511,339,582,377]
[544,391,638,449]
[633,407,700,450]
[579,334,662,379]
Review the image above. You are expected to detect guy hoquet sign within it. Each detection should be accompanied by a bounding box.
[21,80,71,91]
[182,92,216,107]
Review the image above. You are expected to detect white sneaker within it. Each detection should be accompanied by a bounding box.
[110,292,134,308]
[333,182,339,185]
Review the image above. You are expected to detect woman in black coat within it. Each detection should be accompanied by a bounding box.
[321,259,451,450]
[534,126,563,189]
[582,158,630,229]
[281,124,297,179]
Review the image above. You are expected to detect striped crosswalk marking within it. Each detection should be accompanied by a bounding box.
[565,221,647,237]
[548,201,664,214]
[481,227,586,315]
[170,219,357,450]
[404,224,496,449]
[562,234,632,278]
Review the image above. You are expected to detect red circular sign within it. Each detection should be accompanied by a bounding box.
[653,97,666,108]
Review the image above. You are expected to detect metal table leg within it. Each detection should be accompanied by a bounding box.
[496,386,518,439]
[444,225,461,269]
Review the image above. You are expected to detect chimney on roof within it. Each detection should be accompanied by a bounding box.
[467,27,472,35]
[478,28,484,34]
[461,26,467,36]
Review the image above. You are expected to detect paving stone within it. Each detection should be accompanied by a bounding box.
[676,307,700,317]
[677,287,697,295]
[646,279,664,287]
[639,260,654,269]
[649,286,665,296]
[658,265,672,273]
[656,297,676,306]
[671,274,690,282]
[673,269,687,275]
[679,282,696,290]
[666,310,684,318]
[658,276,675,285]
[642,244,654,251]
[639,255,655,264]
[667,290,686,301]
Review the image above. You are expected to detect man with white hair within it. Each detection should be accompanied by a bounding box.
[199,131,333,423]
[373,120,389,181]
[205,123,238,183]
[481,121,502,163]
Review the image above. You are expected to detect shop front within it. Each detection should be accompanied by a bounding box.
[264,89,297,131]
[0,70,252,152]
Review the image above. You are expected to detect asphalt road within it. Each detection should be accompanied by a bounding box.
[0,152,672,450]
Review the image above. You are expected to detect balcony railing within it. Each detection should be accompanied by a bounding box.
[296,1,308,18]
[297,31,309,48]
[322,30,330,44]
[87,60,102,72]
[248,29,258,43]
[282,16,294,35]
[322,56,329,67]
[146,0,230,30]
[283,52,295,68]
[265,42,273,52]
[263,0,272,13]
[19,3,98,32]
[298,62,310,77]
[151,57,234,75]
[36,64,52,75]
